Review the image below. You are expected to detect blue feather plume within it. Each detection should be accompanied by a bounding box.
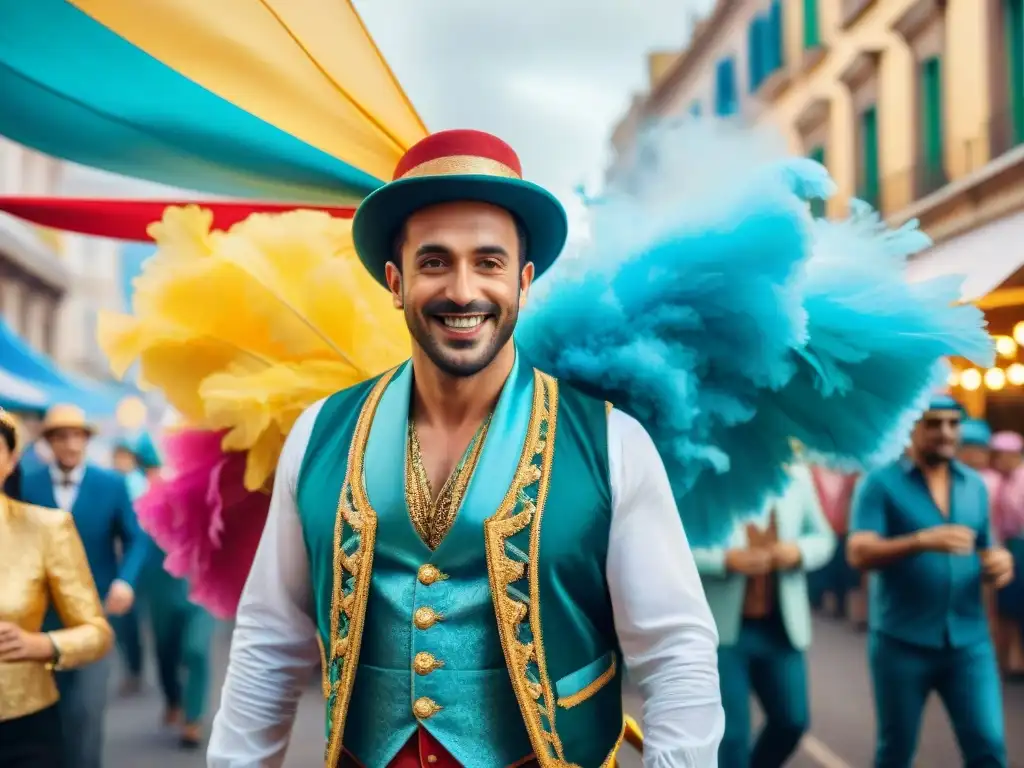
[519,121,992,547]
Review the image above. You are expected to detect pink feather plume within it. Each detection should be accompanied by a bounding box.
[136,429,269,619]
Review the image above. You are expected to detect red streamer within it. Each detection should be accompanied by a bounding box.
[0,197,356,242]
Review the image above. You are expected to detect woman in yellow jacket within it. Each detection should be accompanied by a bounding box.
[0,408,113,768]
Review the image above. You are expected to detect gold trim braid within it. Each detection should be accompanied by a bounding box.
[323,369,396,767]
[485,371,586,768]
[397,155,522,180]
[556,656,618,709]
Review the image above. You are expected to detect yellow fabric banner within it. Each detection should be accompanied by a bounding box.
[71,0,428,182]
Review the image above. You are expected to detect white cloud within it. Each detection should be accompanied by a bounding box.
[63,0,715,237]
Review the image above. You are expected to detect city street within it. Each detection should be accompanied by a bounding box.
[105,615,1024,767]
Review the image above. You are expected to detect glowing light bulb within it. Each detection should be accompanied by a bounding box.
[985,367,1007,391]
[960,368,982,391]
[1009,363,1024,386]
[115,396,148,429]
[996,336,1018,359]
[1014,322,1024,346]
[947,370,961,388]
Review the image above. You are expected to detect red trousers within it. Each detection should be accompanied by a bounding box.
[342,728,539,768]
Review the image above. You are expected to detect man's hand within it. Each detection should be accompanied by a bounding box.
[771,542,803,571]
[914,524,976,554]
[981,548,1015,589]
[0,622,54,663]
[725,548,774,576]
[105,579,135,616]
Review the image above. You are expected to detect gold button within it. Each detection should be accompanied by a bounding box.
[413,606,441,630]
[413,696,441,719]
[413,651,443,675]
[426,756,438,764]
[418,564,444,586]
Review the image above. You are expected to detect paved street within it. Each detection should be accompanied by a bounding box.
[106,615,1024,767]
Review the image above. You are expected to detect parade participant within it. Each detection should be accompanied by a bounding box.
[988,431,1024,676]
[18,404,151,768]
[0,408,114,768]
[807,465,859,617]
[208,130,725,768]
[694,463,835,768]
[110,439,148,695]
[848,396,1015,768]
[129,431,219,749]
[956,419,992,473]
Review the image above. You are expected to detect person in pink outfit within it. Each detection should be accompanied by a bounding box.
[988,431,1024,676]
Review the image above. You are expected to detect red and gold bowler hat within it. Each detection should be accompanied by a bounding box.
[352,129,568,288]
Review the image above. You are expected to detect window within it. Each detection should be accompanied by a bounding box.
[919,56,945,195]
[768,0,784,71]
[804,0,821,49]
[715,57,738,115]
[749,17,765,92]
[808,146,827,217]
[1007,0,1024,146]
[858,107,881,209]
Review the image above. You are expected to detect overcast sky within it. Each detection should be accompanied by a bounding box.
[63,0,713,238]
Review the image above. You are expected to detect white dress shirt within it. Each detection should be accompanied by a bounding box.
[51,462,86,511]
[208,402,724,768]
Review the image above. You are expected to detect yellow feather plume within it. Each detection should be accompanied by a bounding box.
[99,206,410,489]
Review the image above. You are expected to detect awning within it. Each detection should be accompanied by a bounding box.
[0,367,48,411]
[0,317,123,415]
[905,210,1024,302]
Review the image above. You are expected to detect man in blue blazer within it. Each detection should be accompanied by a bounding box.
[20,404,151,768]
[693,462,836,768]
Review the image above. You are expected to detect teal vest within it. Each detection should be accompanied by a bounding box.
[297,356,626,768]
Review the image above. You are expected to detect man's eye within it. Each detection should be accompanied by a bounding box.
[421,258,444,269]
[479,259,501,270]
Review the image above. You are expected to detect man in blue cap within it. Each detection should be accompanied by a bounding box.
[848,395,1014,767]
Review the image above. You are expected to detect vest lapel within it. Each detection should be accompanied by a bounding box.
[434,352,534,565]
[363,361,429,560]
[71,467,96,518]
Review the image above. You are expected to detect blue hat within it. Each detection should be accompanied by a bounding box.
[352,130,568,289]
[115,431,162,469]
[960,419,992,447]
[927,394,965,414]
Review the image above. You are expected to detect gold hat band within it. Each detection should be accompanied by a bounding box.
[397,155,521,181]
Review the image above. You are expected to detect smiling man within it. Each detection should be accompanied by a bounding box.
[207,129,723,768]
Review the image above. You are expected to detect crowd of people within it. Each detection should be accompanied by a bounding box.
[1,400,1022,768]
[0,405,215,768]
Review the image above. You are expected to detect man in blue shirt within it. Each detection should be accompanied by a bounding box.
[848,395,1014,768]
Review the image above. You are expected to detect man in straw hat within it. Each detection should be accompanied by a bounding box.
[848,395,1014,767]
[209,130,723,767]
[19,403,151,768]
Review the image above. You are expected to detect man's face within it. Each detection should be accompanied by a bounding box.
[957,444,990,472]
[112,448,138,475]
[912,408,962,463]
[385,201,533,378]
[992,450,1022,476]
[47,427,90,469]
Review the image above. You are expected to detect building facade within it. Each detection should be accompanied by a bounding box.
[0,136,128,379]
[610,0,1024,421]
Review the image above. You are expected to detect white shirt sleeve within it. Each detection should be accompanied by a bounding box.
[606,409,725,768]
[207,400,326,768]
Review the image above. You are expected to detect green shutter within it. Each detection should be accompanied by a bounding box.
[808,146,826,217]
[860,107,880,209]
[1007,0,1024,145]
[803,0,821,49]
[920,57,945,193]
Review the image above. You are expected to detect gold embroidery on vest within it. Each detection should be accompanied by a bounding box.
[556,655,618,709]
[406,412,493,550]
[485,371,596,768]
[323,369,396,767]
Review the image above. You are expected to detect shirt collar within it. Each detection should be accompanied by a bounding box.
[51,463,87,486]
